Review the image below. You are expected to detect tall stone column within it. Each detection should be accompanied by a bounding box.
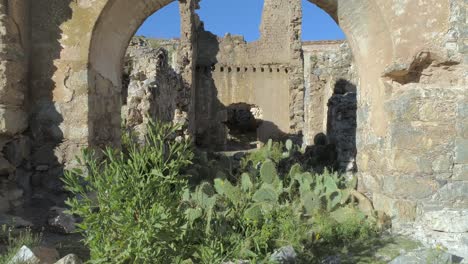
[0,0,30,212]
[288,0,304,137]
[178,0,199,137]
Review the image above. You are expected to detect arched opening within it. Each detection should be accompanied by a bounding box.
[86,0,393,178]
[87,0,189,148]
[121,2,183,140]
[301,1,358,173]
[301,0,344,41]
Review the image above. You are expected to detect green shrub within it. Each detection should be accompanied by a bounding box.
[63,120,194,264]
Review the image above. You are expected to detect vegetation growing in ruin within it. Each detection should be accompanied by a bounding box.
[63,121,379,263]
[0,225,42,264]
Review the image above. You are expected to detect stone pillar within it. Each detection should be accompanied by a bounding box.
[287,0,304,138]
[0,0,30,212]
[178,0,199,137]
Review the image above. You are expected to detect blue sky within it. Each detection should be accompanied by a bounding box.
[136,0,345,41]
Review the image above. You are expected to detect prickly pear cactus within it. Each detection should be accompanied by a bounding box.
[260,160,278,184]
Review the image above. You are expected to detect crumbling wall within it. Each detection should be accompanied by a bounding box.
[0,0,465,257]
[303,41,358,173]
[194,0,303,149]
[346,0,468,257]
[122,37,184,139]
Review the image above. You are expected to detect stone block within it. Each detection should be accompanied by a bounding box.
[15,168,32,194]
[454,138,468,163]
[373,193,418,221]
[47,207,77,234]
[453,164,468,181]
[4,136,31,167]
[33,247,60,264]
[456,119,468,139]
[382,175,440,200]
[421,209,468,233]
[9,246,40,264]
[389,248,464,264]
[0,106,27,136]
[395,200,418,222]
[431,154,453,173]
[54,254,83,264]
[0,155,13,175]
[432,182,468,204]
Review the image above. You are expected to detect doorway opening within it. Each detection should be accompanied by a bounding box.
[224,103,263,151]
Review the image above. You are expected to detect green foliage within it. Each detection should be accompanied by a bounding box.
[0,225,42,264]
[184,139,377,263]
[63,120,195,264]
[65,123,378,263]
[240,140,284,170]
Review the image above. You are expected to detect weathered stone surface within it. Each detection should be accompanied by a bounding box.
[0,214,33,227]
[0,0,464,258]
[270,246,297,264]
[47,207,77,234]
[421,209,468,233]
[122,37,186,140]
[389,248,464,264]
[373,193,417,221]
[455,138,468,164]
[33,247,60,264]
[8,246,59,264]
[432,182,468,205]
[453,165,468,181]
[4,136,31,167]
[54,254,83,264]
[381,176,441,200]
[0,106,28,136]
[9,246,40,264]
[0,155,13,175]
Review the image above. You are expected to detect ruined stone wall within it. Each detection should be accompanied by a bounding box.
[122,37,184,139]
[0,0,465,258]
[338,0,467,257]
[303,40,358,173]
[194,0,303,149]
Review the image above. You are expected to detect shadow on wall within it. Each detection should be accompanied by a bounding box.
[305,78,357,174]
[17,0,74,218]
[194,29,225,149]
[194,29,301,151]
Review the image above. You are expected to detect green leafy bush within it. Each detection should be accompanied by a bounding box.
[63,121,194,264]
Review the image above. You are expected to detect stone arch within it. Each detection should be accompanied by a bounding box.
[85,0,395,160]
[308,0,394,134]
[87,0,176,147]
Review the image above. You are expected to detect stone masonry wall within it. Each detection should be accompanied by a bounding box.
[122,37,185,140]
[0,0,465,258]
[194,0,303,149]
[303,41,358,173]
